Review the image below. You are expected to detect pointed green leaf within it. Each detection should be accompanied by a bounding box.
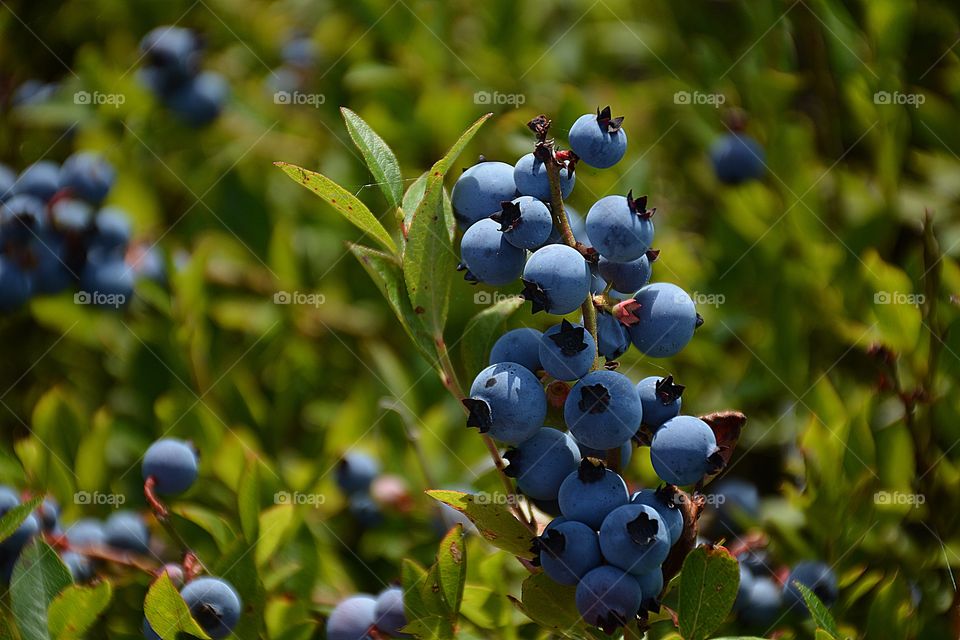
[403,114,492,336]
[402,172,429,232]
[794,581,840,639]
[425,490,534,559]
[437,524,467,616]
[144,572,211,640]
[10,540,72,640]
[0,497,43,543]
[400,559,454,639]
[48,581,112,639]
[274,162,397,254]
[460,297,524,379]
[341,108,403,211]
[678,545,740,640]
[237,461,259,542]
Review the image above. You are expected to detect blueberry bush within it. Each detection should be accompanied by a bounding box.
[1,1,960,639]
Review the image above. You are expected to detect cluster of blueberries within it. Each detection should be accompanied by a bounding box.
[0,153,163,311]
[326,587,410,640]
[452,108,730,632]
[138,26,228,127]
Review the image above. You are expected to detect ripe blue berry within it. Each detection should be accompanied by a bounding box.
[139,26,202,90]
[50,197,94,233]
[142,618,162,640]
[565,370,642,450]
[0,163,14,200]
[575,566,642,634]
[0,257,33,311]
[734,563,755,613]
[636,375,684,428]
[709,478,759,535]
[66,518,106,548]
[348,494,383,527]
[650,416,721,486]
[634,567,664,611]
[585,192,654,262]
[568,107,628,169]
[558,459,629,529]
[782,561,838,613]
[79,256,134,306]
[180,577,242,639]
[513,152,575,201]
[36,498,60,533]
[374,586,410,637]
[459,218,526,286]
[594,310,630,360]
[326,594,377,640]
[451,161,517,230]
[521,244,590,315]
[494,196,553,250]
[579,440,633,469]
[539,320,596,380]
[597,253,652,294]
[710,133,765,185]
[104,511,150,554]
[599,504,670,575]
[503,427,580,501]
[336,452,380,495]
[1,195,47,243]
[29,234,74,295]
[62,551,94,582]
[627,283,700,357]
[739,576,782,627]
[60,152,115,205]
[489,328,543,374]
[464,362,546,445]
[90,207,133,254]
[537,520,602,585]
[13,161,60,201]
[165,71,228,127]
[631,487,683,545]
[142,438,199,495]
[0,514,38,562]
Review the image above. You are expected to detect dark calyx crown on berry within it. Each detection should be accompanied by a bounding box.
[537,528,566,558]
[520,278,550,314]
[626,190,655,220]
[501,448,523,478]
[576,457,607,483]
[655,375,685,405]
[491,200,523,233]
[595,106,624,133]
[578,383,611,415]
[626,511,660,546]
[595,611,628,636]
[654,484,681,511]
[705,447,726,475]
[549,319,588,356]
[456,262,479,285]
[461,398,493,433]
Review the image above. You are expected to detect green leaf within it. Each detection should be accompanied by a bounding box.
[48,581,112,639]
[437,524,467,616]
[866,575,912,640]
[793,581,840,639]
[144,572,210,640]
[256,504,296,566]
[400,559,454,639]
[460,297,524,379]
[237,461,259,543]
[402,171,429,232]
[677,545,740,640]
[403,113,492,337]
[340,107,403,211]
[349,243,437,364]
[514,573,597,638]
[274,161,397,254]
[0,497,43,543]
[425,490,534,559]
[10,540,73,640]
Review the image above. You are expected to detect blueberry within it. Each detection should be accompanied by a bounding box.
[733,563,755,613]
[90,207,133,254]
[565,370,641,450]
[599,504,670,576]
[586,192,654,262]
[127,244,167,284]
[627,283,699,357]
[139,26,202,90]
[165,72,228,127]
[79,256,134,306]
[739,576,782,627]
[29,233,75,295]
[0,513,39,560]
[503,427,580,501]
[710,478,759,535]
[463,363,546,445]
[62,551,94,582]
[50,198,94,233]
[35,498,60,533]
[336,452,380,495]
[142,617,162,640]
[12,161,60,202]
[11,80,58,107]
[65,518,106,548]
[494,196,553,250]
[0,163,15,200]
[568,107,628,169]
[180,577,242,639]
[567,206,589,245]
[521,244,590,315]
[489,327,543,374]
[281,37,318,69]
[650,416,721,486]
[594,310,630,360]
[0,257,33,311]
[597,254,651,294]
[557,458,629,529]
[513,152,575,201]
[530,497,563,517]
[142,438,199,495]
[160,563,186,587]
[631,488,683,545]
[575,566,642,634]
[537,520,602,585]
[1,194,47,242]
[326,594,377,640]
[374,586,410,637]
[710,133,765,185]
[451,161,517,230]
[634,567,665,610]
[579,441,632,469]
[104,511,150,554]
[0,486,18,513]
[59,152,115,205]
[782,561,838,613]
[348,494,383,527]
[539,320,596,380]
[459,218,526,286]
[636,375,684,428]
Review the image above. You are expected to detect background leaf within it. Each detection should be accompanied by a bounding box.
[47,581,112,639]
[426,490,534,559]
[341,107,403,211]
[437,524,467,617]
[10,540,72,640]
[0,497,42,544]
